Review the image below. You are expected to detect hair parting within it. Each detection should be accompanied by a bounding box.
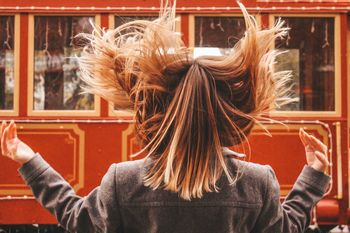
[78,1,294,200]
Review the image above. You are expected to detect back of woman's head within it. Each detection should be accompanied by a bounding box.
[78,1,292,200]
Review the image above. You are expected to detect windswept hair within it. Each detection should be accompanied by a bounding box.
[78,2,292,200]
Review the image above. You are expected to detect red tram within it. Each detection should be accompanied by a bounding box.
[0,0,349,232]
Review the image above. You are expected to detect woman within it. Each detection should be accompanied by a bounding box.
[0,2,330,233]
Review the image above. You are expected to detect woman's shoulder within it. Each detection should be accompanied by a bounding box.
[112,158,149,187]
[227,157,271,174]
[112,157,273,185]
[115,158,147,170]
[225,157,274,187]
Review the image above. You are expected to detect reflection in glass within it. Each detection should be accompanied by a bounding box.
[0,16,15,110]
[194,16,245,56]
[115,15,158,28]
[33,16,94,110]
[113,16,157,111]
[275,17,335,111]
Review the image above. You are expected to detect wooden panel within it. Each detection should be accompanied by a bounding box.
[0,124,85,195]
[249,124,331,196]
[122,122,333,196]
[0,122,130,224]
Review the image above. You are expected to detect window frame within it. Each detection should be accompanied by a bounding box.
[27,14,101,116]
[0,14,20,116]
[269,14,341,117]
[188,13,261,48]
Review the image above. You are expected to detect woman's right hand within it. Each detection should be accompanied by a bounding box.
[299,128,329,174]
[1,121,36,165]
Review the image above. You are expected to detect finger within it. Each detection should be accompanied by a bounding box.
[1,127,9,155]
[9,121,17,139]
[304,132,327,153]
[299,128,307,147]
[1,121,6,139]
[13,123,17,138]
[299,128,306,145]
[301,129,318,150]
[315,151,329,168]
[8,121,15,139]
[300,129,315,151]
[0,121,5,150]
[309,134,327,153]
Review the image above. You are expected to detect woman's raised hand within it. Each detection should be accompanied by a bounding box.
[299,128,329,174]
[1,121,36,165]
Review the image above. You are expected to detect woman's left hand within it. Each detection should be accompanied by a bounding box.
[1,121,36,165]
[299,128,329,174]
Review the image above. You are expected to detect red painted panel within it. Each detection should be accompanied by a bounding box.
[316,199,340,224]
[181,13,189,46]
[0,201,57,224]
[250,132,306,185]
[0,122,130,224]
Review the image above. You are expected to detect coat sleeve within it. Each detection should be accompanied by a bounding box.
[18,154,121,233]
[251,165,331,233]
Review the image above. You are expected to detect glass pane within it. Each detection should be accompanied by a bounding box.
[194,16,246,56]
[115,15,158,27]
[0,16,15,110]
[33,16,95,110]
[114,16,157,111]
[275,17,335,111]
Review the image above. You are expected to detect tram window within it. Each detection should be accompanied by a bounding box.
[194,16,246,56]
[275,17,335,111]
[115,15,158,28]
[33,16,95,110]
[0,16,15,110]
[112,15,157,112]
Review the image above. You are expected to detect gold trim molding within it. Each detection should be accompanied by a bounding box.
[268,14,341,117]
[0,123,85,195]
[27,14,101,116]
[0,14,20,116]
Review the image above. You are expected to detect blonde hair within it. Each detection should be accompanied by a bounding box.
[78,2,292,200]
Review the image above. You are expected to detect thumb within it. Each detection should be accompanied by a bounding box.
[315,151,329,166]
[8,137,20,153]
[313,151,329,173]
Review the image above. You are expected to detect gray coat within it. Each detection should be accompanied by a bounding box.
[19,154,330,233]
